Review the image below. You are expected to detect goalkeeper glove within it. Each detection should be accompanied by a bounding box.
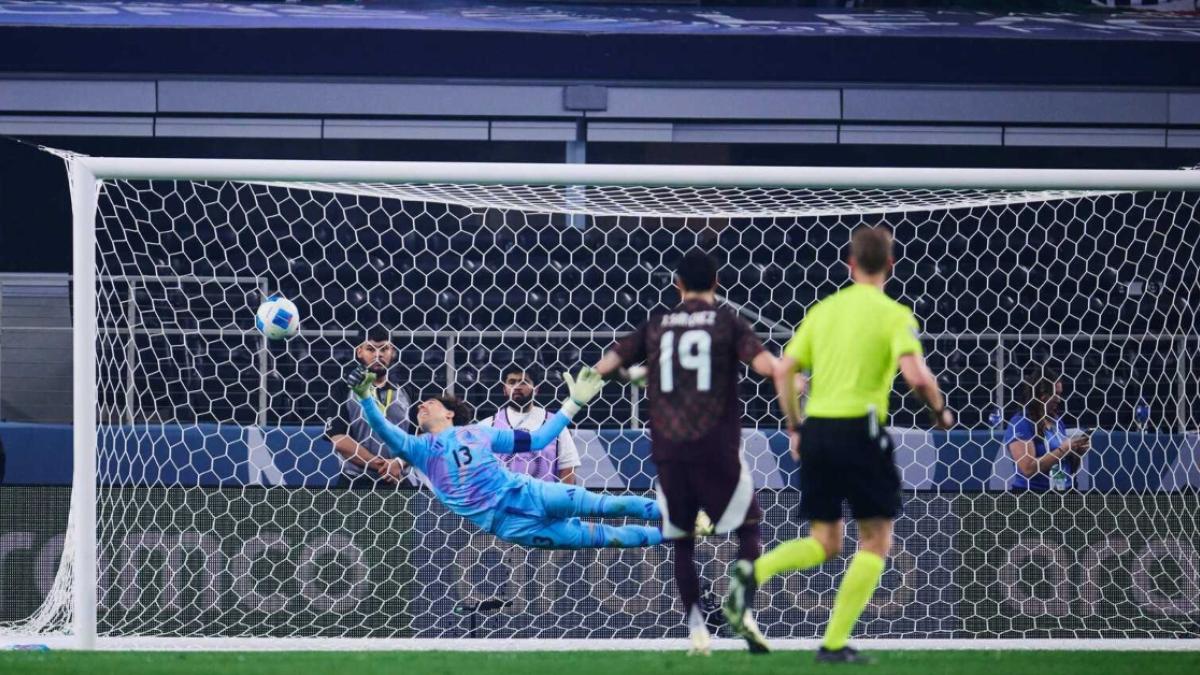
[346,364,377,400]
[560,367,605,418]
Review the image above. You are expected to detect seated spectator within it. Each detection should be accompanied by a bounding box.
[1006,366,1090,491]
[478,365,581,484]
[324,324,415,489]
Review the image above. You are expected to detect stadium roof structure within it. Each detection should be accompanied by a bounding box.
[0,1,1197,86]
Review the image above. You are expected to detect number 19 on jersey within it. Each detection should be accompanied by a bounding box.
[660,329,712,392]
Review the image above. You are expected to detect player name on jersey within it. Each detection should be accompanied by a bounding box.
[660,310,716,327]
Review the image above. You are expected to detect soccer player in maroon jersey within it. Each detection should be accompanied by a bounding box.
[593,250,778,655]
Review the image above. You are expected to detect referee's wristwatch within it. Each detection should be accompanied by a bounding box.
[928,405,953,428]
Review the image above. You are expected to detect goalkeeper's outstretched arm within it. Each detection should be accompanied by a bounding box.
[348,366,426,463]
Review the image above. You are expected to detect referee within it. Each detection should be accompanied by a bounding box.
[725,226,953,662]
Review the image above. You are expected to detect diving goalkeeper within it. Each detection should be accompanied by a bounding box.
[349,365,664,549]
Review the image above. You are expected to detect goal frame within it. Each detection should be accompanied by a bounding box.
[64,157,1200,651]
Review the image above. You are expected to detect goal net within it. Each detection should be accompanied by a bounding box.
[3,157,1198,647]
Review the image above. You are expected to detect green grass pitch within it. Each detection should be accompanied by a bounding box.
[1,650,1197,675]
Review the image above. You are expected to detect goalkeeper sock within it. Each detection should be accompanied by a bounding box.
[754,536,826,585]
[822,551,885,651]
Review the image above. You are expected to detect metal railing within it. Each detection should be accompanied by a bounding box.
[0,273,1196,431]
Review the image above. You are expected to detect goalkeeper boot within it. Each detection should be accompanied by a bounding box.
[694,509,715,537]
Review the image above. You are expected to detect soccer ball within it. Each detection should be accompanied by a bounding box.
[255,294,300,340]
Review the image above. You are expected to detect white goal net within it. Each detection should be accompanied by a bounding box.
[3,157,1198,646]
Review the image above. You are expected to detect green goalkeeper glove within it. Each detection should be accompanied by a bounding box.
[346,364,377,400]
[561,366,605,418]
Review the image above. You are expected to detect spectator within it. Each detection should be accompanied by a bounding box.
[478,365,581,484]
[324,325,414,489]
[1005,367,1090,491]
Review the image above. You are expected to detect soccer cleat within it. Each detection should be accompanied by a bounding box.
[722,559,755,627]
[694,509,715,537]
[815,646,873,664]
[738,611,771,654]
[688,626,712,656]
[722,560,770,653]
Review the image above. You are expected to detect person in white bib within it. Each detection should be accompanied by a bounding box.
[478,365,581,484]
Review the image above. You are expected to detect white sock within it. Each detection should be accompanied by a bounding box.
[687,604,707,634]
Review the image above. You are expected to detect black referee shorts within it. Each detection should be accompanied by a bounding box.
[798,416,902,522]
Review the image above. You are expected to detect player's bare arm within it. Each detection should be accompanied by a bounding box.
[774,355,804,431]
[898,353,954,429]
[594,348,650,387]
[593,350,625,379]
[748,350,777,379]
[774,354,806,460]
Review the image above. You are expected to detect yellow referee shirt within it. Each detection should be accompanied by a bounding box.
[784,283,923,423]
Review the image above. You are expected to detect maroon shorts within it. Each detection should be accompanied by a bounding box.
[654,452,762,539]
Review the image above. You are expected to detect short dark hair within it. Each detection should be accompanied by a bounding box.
[849,226,893,275]
[675,249,719,292]
[432,393,473,426]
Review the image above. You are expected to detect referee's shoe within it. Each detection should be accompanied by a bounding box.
[816,645,874,664]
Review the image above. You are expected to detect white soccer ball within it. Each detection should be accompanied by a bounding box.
[255,295,300,340]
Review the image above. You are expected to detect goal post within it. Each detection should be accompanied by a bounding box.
[69,157,1200,191]
[69,159,99,650]
[4,153,1199,650]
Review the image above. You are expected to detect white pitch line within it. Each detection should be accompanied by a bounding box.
[4,636,1198,652]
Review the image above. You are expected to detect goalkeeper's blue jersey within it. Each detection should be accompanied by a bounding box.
[359,396,565,531]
